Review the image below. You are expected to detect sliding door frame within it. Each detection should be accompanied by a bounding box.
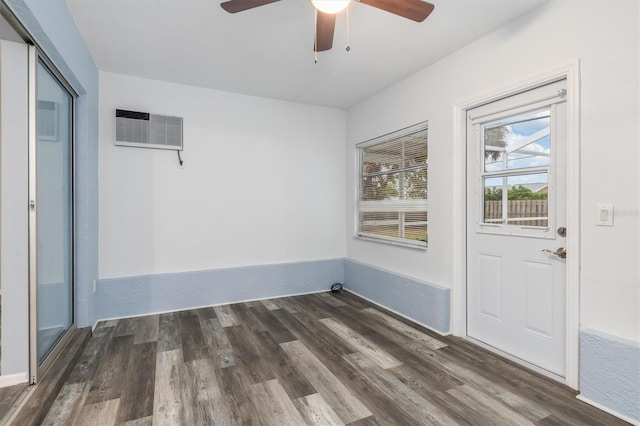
[27,45,78,384]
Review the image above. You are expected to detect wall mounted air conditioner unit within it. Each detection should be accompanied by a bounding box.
[38,100,59,141]
[115,109,183,150]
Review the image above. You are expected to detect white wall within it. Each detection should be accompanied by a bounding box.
[1,40,29,377]
[0,13,21,43]
[100,72,346,279]
[346,0,639,342]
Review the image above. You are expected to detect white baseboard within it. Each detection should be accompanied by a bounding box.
[0,372,28,388]
[345,288,452,337]
[576,394,639,425]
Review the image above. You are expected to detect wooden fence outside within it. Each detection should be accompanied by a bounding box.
[484,200,548,226]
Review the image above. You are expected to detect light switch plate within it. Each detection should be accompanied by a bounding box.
[596,204,614,226]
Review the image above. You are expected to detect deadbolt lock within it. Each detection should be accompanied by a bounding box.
[557,227,567,237]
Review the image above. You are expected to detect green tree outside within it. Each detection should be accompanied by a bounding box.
[485,125,509,161]
[485,185,546,201]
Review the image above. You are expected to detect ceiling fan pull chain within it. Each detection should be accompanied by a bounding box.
[346,4,351,52]
[314,9,318,63]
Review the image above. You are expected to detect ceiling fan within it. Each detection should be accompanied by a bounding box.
[220,0,435,52]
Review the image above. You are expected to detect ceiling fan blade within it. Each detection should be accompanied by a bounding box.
[314,11,336,52]
[359,0,435,22]
[220,0,281,13]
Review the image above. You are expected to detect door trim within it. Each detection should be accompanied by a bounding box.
[451,61,581,389]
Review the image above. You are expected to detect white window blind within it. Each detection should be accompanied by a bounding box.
[357,122,428,248]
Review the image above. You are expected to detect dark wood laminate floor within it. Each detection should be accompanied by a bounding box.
[42,292,628,425]
[0,382,28,421]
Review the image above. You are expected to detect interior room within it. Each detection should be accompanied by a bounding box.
[0,0,638,424]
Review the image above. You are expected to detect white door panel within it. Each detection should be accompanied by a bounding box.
[523,259,555,338]
[467,80,567,377]
[478,253,503,321]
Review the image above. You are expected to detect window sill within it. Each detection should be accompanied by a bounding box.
[354,234,428,251]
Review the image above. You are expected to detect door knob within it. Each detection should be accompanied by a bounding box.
[542,247,566,259]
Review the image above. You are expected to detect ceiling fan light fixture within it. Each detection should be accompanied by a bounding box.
[311,0,351,14]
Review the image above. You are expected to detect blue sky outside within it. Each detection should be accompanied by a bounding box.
[484,108,551,189]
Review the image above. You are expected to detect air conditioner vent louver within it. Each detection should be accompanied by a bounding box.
[115,109,183,150]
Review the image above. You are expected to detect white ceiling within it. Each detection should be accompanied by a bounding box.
[65,0,547,109]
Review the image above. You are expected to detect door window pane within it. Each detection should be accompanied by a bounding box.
[36,60,73,362]
[506,174,548,226]
[484,109,551,172]
[483,173,548,227]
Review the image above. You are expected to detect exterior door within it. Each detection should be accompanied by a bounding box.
[466,80,567,377]
[28,47,76,381]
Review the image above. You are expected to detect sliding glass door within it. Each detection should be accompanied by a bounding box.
[29,49,75,377]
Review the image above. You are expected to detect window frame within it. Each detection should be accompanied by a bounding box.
[355,121,428,250]
[474,102,561,240]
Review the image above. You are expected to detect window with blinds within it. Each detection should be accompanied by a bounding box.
[357,122,428,248]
